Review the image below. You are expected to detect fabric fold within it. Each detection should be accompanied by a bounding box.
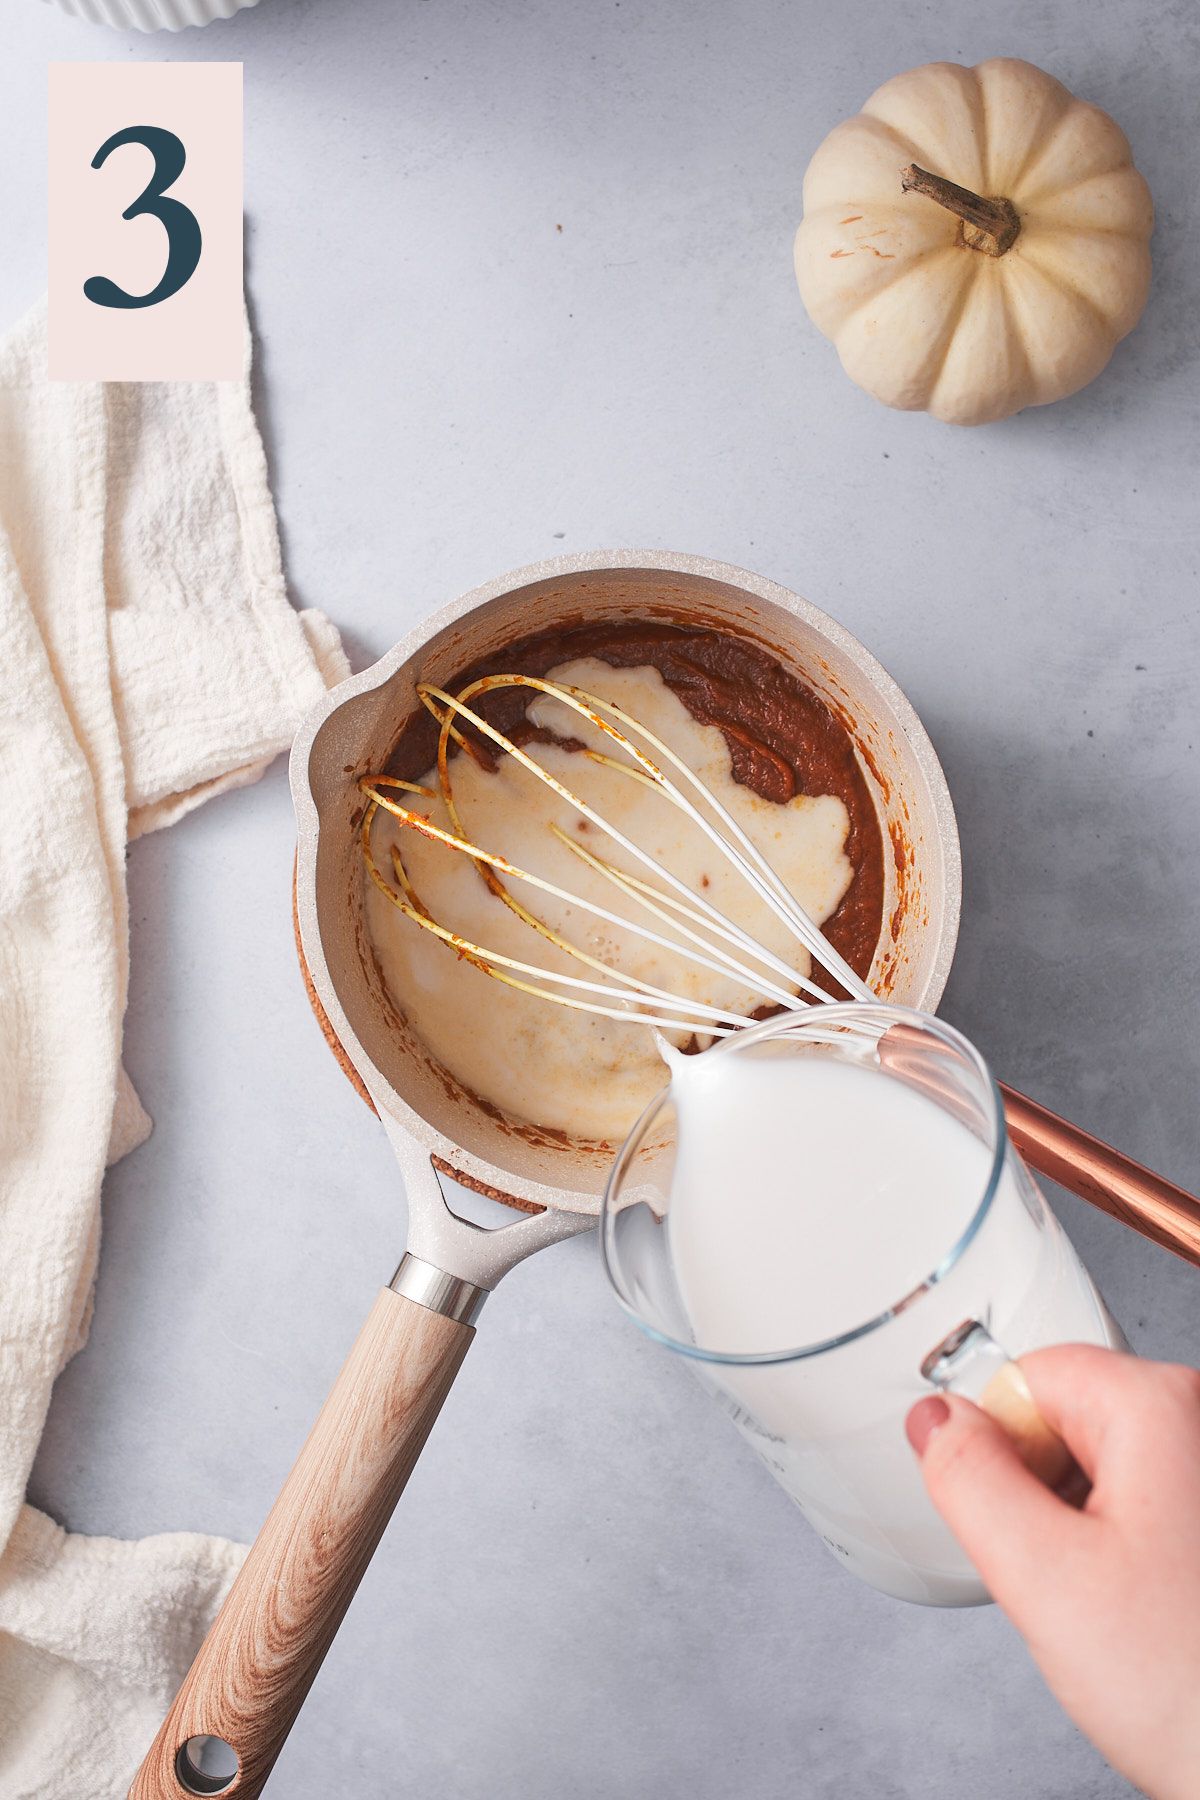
[0,1506,244,1800]
[0,296,348,1798]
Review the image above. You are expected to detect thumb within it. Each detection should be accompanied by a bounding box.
[906,1394,1084,1617]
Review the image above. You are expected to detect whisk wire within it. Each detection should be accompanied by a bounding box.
[362,799,756,1035]
[548,824,823,1011]
[420,677,846,996]
[360,674,875,1036]
[362,780,810,1025]
[541,679,871,1003]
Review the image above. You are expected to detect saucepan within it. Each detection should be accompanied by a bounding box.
[126,547,997,1797]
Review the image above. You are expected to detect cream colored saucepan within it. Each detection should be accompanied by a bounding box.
[130,551,1200,1800]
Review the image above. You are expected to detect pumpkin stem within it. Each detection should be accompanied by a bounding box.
[900,163,1021,258]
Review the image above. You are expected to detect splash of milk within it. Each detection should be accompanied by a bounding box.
[366,659,855,1141]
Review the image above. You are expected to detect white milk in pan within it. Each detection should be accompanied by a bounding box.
[365,659,858,1142]
[662,1038,1120,1605]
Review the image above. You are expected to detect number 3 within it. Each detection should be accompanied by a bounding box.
[84,126,202,310]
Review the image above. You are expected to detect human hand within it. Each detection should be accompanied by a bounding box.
[906,1345,1200,1800]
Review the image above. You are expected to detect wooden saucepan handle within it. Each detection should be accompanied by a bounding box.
[129,1287,474,1800]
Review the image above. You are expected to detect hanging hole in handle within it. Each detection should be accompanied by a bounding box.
[175,1737,240,1796]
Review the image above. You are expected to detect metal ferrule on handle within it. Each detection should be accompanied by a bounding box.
[389,1251,488,1324]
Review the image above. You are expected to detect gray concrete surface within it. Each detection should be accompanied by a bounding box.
[7,0,1200,1794]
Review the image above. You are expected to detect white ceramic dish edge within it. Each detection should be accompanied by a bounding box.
[43,0,259,31]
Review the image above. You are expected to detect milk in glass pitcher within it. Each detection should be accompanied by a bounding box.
[600,1004,1123,1606]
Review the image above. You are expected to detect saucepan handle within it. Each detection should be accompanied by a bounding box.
[998,1081,1200,1271]
[128,1286,475,1800]
[877,1026,1200,1268]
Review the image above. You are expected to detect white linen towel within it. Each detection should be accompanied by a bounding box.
[0,297,348,1799]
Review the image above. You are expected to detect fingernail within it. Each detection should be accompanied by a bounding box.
[906,1395,951,1457]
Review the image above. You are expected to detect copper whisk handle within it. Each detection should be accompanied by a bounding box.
[1000,1082,1200,1270]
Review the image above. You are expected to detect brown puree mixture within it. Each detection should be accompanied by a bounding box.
[388,619,885,987]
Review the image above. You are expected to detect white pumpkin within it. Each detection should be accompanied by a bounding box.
[794,59,1154,424]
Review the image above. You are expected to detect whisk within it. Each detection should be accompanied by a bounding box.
[360,672,1200,1268]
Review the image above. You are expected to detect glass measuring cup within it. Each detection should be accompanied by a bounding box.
[600,1004,1123,1606]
